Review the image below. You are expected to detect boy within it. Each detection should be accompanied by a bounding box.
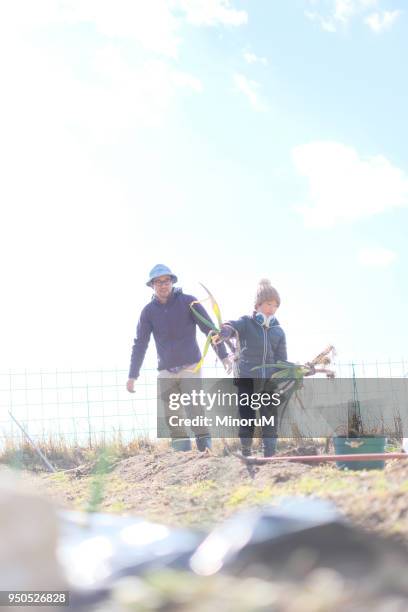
[215,279,287,457]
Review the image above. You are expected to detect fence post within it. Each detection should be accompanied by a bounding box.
[86,384,92,449]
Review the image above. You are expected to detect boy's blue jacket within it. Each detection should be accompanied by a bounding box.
[222,315,287,378]
[129,288,228,379]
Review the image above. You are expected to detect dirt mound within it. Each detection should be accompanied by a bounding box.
[107,450,408,537]
[113,449,311,487]
[106,450,312,528]
[25,448,408,542]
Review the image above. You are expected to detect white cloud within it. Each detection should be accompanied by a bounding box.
[305,11,334,31]
[364,10,401,32]
[292,142,408,227]
[0,0,245,135]
[67,0,248,58]
[0,0,217,138]
[0,0,182,57]
[0,0,248,59]
[233,73,267,112]
[304,12,337,31]
[305,0,389,32]
[174,0,248,26]
[243,50,268,66]
[69,0,182,57]
[1,38,201,143]
[334,0,359,24]
[358,247,397,267]
[171,70,203,92]
[88,49,203,131]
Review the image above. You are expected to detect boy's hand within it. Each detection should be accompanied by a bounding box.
[212,333,222,345]
[126,378,136,393]
[222,357,232,374]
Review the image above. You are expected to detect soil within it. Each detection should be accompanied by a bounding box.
[20,445,408,542]
[4,445,408,611]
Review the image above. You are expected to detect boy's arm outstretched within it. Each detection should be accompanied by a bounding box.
[216,317,246,340]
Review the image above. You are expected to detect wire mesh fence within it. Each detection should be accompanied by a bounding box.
[0,362,223,448]
[1,359,407,448]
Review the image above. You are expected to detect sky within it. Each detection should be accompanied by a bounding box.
[1,0,408,374]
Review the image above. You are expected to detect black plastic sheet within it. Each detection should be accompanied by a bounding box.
[57,498,408,608]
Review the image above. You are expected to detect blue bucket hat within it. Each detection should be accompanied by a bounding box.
[146,264,178,287]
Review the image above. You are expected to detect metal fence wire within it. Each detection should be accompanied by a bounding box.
[1,359,407,447]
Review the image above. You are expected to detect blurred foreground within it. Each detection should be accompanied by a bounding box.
[1,441,408,610]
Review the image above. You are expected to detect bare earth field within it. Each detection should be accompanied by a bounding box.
[18,446,408,541]
[4,445,408,610]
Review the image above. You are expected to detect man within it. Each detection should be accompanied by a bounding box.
[127,264,230,451]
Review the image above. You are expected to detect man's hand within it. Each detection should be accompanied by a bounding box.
[126,378,137,393]
[222,357,232,374]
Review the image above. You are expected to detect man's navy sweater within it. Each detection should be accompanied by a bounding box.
[128,288,228,379]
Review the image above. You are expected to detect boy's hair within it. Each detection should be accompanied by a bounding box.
[255,278,281,308]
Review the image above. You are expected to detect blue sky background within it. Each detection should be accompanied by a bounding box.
[1,0,407,373]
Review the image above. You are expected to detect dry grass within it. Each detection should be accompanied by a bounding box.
[0,433,169,472]
[0,433,272,472]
